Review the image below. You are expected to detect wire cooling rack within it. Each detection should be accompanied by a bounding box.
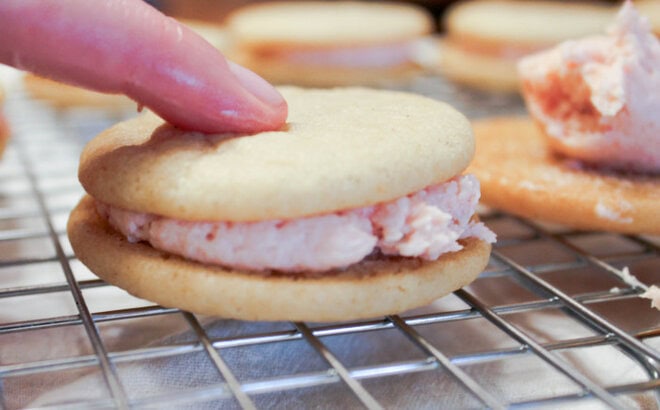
[0,73,658,410]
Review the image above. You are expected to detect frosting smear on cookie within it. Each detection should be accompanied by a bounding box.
[518,1,660,173]
[97,174,495,272]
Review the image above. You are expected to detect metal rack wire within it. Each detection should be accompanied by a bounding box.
[0,75,658,409]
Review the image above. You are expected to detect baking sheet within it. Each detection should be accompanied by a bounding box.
[0,67,658,409]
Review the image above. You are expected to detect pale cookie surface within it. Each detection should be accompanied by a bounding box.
[226,1,433,48]
[444,0,614,48]
[68,195,491,322]
[24,73,134,109]
[80,87,474,222]
[467,117,659,234]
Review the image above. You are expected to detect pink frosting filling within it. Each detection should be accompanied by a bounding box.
[518,2,660,173]
[97,174,495,272]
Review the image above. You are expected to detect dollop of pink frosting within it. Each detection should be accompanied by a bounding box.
[518,1,660,173]
[97,174,495,272]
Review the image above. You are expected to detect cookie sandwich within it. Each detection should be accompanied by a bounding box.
[440,0,614,92]
[225,1,435,87]
[468,2,660,233]
[68,87,495,322]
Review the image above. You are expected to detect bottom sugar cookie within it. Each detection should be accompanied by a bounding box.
[467,117,659,234]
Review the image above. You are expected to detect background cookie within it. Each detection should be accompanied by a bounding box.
[68,195,491,322]
[23,73,134,110]
[467,117,659,234]
[225,1,434,86]
[440,0,614,92]
[227,1,432,48]
[79,87,474,221]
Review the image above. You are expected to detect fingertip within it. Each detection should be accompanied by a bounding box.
[228,61,287,109]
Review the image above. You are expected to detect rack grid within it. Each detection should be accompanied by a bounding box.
[0,74,658,409]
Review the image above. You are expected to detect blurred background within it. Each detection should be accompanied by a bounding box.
[155,0,624,30]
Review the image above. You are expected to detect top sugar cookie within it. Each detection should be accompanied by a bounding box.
[445,0,614,48]
[79,87,473,222]
[226,1,433,49]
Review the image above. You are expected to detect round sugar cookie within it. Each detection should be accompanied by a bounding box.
[226,1,433,49]
[24,73,134,110]
[79,87,474,222]
[68,195,491,322]
[467,117,660,234]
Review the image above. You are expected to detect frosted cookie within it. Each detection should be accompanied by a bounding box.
[23,73,134,110]
[68,87,495,322]
[440,0,614,92]
[0,85,8,157]
[224,1,435,87]
[467,117,659,234]
[469,4,660,234]
[518,2,660,173]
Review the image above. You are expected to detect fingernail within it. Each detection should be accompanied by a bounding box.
[228,61,286,107]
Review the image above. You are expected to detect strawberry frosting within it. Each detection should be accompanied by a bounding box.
[518,2,660,173]
[97,174,495,272]
[640,285,660,311]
